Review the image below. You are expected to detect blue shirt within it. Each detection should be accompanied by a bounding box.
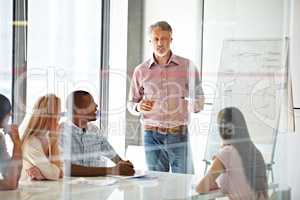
[60,121,117,167]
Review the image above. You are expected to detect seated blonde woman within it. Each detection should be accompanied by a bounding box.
[21,94,63,181]
[196,107,268,200]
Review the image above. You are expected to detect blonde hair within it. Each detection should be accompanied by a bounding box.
[22,94,61,145]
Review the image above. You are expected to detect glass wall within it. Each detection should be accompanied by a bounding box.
[0,0,294,198]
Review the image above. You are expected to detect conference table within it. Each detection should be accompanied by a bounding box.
[0,171,225,200]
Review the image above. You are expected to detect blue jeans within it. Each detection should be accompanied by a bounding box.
[144,130,194,174]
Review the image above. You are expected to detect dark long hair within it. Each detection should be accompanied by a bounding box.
[0,94,12,126]
[217,107,268,194]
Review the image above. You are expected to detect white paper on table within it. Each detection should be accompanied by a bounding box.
[107,170,148,179]
[68,177,117,186]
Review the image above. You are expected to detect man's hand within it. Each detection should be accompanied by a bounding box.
[26,166,46,181]
[110,162,135,176]
[137,100,155,113]
[118,160,134,168]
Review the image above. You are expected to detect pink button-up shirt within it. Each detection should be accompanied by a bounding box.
[128,53,204,128]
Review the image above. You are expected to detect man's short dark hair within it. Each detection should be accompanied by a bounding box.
[148,21,173,34]
[66,90,91,113]
[0,94,11,124]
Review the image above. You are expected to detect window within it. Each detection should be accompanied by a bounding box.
[0,0,13,154]
[0,0,13,101]
[107,0,128,157]
[26,0,101,120]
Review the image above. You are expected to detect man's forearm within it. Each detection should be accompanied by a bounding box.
[70,164,113,177]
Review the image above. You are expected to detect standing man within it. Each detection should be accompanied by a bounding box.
[128,21,204,174]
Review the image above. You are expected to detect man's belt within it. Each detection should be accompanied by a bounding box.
[144,125,187,134]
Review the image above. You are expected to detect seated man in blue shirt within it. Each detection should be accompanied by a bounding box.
[60,90,135,176]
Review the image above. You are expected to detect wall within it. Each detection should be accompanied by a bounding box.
[290,7,300,197]
[125,0,144,148]
[290,0,300,108]
[286,133,300,199]
[143,0,203,67]
[287,108,300,199]
[275,132,300,200]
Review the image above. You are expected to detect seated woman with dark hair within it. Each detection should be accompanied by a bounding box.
[0,94,22,190]
[196,107,268,200]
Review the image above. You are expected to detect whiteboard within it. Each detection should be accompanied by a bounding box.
[204,39,288,164]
